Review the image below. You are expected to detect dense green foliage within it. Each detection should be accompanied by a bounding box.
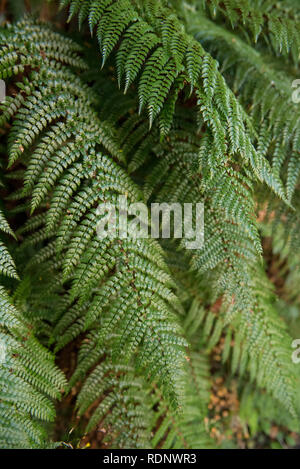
[0,208,66,448]
[0,0,300,449]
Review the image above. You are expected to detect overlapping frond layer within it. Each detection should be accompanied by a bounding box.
[150,353,212,449]
[0,18,187,409]
[0,211,66,448]
[199,0,300,60]
[0,3,299,448]
[69,327,212,449]
[119,107,298,415]
[61,0,287,201]
[70,333,151,449]
[258,190,300,310]
[185,11,300,202]
[0,287,67,448]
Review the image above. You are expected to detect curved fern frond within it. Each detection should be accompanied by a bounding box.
[0,18,187,409]
[60,0,287,202]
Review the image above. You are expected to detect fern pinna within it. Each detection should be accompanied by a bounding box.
[0,0,300,450]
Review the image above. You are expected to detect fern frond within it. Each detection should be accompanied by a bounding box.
[1,18,187,409]
[0,210,66,448]
[59,0,288,203]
